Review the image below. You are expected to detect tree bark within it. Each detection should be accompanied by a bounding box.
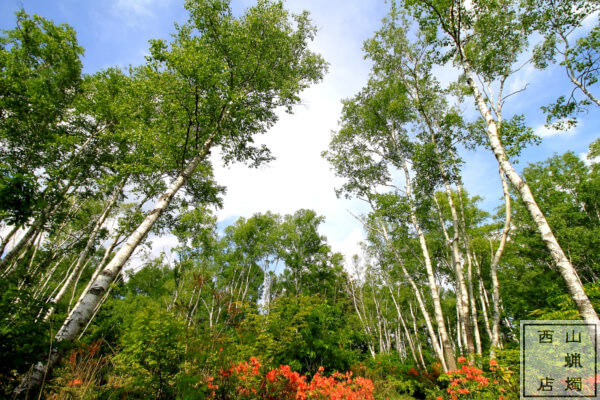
[432,196,473,356]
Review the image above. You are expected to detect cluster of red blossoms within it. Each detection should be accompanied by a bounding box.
[435,357,508,400]
[205,358,374,399]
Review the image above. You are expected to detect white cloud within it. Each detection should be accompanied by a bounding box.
[205,0,383,269]
[533,122,578,137]
[113,0,162,17]
[110,0,176,28]
[328,227,365,272]
[579,151,600,166]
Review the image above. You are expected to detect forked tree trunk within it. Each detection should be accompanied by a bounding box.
[16,136,214,395]
[463,64,599,324]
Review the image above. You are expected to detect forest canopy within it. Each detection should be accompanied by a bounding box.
[0,0,599,399]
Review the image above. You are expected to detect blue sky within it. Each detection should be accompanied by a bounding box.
[2,0,598,267]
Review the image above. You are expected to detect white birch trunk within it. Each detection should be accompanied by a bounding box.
[463,64,599,324]
[427,124,478,355]
[490,167,511,357]
[409,303,427,369]
[432,195,474,357]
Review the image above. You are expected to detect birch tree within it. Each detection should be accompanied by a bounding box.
[16,0,325,394]
[398,0,600,323]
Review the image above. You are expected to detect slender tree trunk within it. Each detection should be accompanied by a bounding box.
[559,33,600,107]
[34,254,67,301]
[397,299,422,368]
[456,305,463,354]
[426,122,478,355]
[17,232,43,291]
[465,251,482,354]
[70,230,122,317]
[0,224,38,273]
[16,136,215,395]
[475,260,493,341]
[0,182,73,273]
[348,279,376,358]
[490,167,511,357]
[455,177,488,348]
[409,303,427,369]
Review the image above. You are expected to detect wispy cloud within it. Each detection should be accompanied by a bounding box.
[110,0,175,27]
[579,151,600,166]
[112,0,161,17]
[533,122,578,137]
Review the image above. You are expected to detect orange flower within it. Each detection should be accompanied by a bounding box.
[68,379,83,387]
[457,356,467,364]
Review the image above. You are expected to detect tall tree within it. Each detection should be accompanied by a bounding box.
[398,0,599,323]
[16,0,326,394]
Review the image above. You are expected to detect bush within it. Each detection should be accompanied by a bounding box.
[427,354,518,400]
[203,357,374,399]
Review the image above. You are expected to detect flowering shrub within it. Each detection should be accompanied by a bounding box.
[429,356,517,400]
[204,357,374,399]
